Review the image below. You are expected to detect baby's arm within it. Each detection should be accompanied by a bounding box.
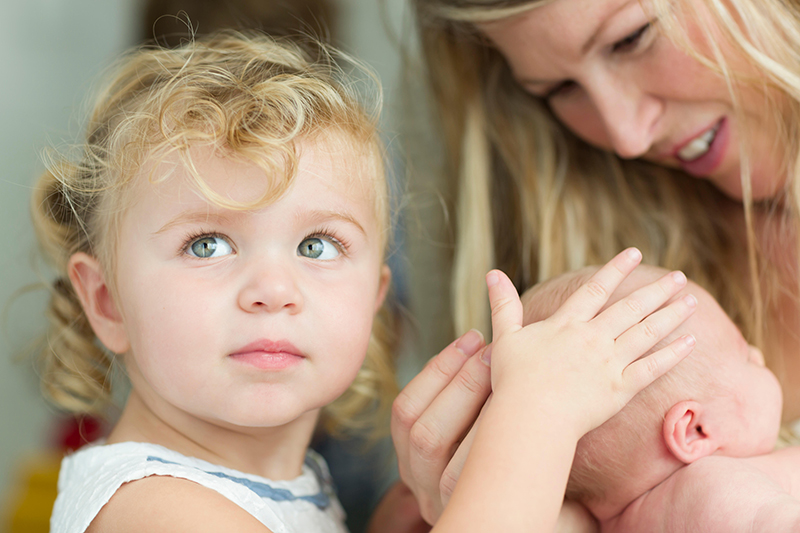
[430,249,696,532]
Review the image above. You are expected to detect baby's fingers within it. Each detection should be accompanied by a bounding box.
[622,334,696,394]
[487,270,523,339]
[554,248,642,322]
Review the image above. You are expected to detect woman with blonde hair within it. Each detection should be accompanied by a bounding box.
[391,0,800,528]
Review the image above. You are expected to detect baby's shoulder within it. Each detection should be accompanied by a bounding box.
[613,457,791,533]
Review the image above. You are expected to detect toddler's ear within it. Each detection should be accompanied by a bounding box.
[68,252,130,354]
[663,400,720,464]
[374,265,392,312]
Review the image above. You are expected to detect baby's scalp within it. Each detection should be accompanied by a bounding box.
[32,31,395,435]
[522,264,730,404]
[521,264,743,500]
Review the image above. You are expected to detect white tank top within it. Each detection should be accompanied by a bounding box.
[50,441,348,533]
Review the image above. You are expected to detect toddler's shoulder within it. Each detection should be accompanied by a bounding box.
[86,474,269,533]
[51,441,347,533]
[51,441,179,533]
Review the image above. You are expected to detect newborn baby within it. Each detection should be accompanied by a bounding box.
[522,264,800,532]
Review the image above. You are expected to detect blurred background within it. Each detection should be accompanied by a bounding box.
[0,1,418,531]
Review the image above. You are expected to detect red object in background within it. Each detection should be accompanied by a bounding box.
[2,415,108,531]
[53,415,105,451]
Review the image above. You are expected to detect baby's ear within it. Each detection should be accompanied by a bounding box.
[68,252,130,354]
[663,400,720,464]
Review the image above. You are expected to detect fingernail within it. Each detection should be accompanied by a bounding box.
[672,271,686,285]
[627,248,642,261]
[683,294,697,307]
[455,329,484,357]
[486,271,499,287]
[479,344,492,366]
[684,334,696,347]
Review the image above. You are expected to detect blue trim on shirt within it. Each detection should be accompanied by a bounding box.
[146,456,330,510]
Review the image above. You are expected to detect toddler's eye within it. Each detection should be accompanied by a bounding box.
[187,236,233,258]
[298,237,340,260]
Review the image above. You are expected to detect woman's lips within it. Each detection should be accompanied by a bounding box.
[229,340,305,370]
[677,122,720,161]
[674,118,728,177]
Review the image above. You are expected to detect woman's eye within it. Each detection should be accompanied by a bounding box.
[298,236,340,260]
[544,80,577,100]
[612,22,651,53]
[187,236,233,258]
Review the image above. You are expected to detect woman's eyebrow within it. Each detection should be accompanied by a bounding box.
[515,0,637,86]
[580,0,637,54]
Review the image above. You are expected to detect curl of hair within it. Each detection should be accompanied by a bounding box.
[32,30,396,437]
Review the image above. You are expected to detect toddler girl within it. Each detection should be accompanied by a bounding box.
[32,30,696,533]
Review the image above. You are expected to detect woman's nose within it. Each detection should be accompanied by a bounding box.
[589,74,662,159]
[238,258,303,314]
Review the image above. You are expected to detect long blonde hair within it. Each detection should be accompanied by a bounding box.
[31,30,397,437]
[410,0,800,375]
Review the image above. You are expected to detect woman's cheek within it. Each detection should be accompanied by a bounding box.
[553,99,612,151]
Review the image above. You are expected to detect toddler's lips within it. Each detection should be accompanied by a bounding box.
[229,340,305,370]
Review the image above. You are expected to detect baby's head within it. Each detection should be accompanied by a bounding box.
[32,31,395,436]
[522,264,782,514]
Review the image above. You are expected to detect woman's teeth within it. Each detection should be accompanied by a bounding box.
[678,124,719,161]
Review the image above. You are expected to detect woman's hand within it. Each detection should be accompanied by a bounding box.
[391,329,491,524]
[367,481,432,533]
[392,248,696,528]
[425,249,696,531]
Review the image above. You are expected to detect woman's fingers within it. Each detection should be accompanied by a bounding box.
[554,248,642,322]
[438,393,492,507]
[596,270,688,338]
[407,348,491,521]
[392,330,484,466]
[391,330,486,523]
[487,270,523,339]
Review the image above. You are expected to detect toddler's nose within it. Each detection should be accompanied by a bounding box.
[238,260,303,314]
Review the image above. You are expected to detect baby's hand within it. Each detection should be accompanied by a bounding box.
[486,248,696,438]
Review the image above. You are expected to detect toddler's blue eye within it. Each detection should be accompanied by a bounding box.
[187,236,233,258]
[298,237,339,260]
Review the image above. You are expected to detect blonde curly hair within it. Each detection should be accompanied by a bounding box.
[31,30,397,438]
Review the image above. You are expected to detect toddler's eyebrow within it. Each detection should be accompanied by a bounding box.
[301,209,367,237]
[153,208,368,237]
[154,210,236,235]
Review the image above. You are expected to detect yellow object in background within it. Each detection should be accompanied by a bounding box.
[3,452,62,533]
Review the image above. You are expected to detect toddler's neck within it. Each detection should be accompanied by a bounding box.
[108,389,318,480]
